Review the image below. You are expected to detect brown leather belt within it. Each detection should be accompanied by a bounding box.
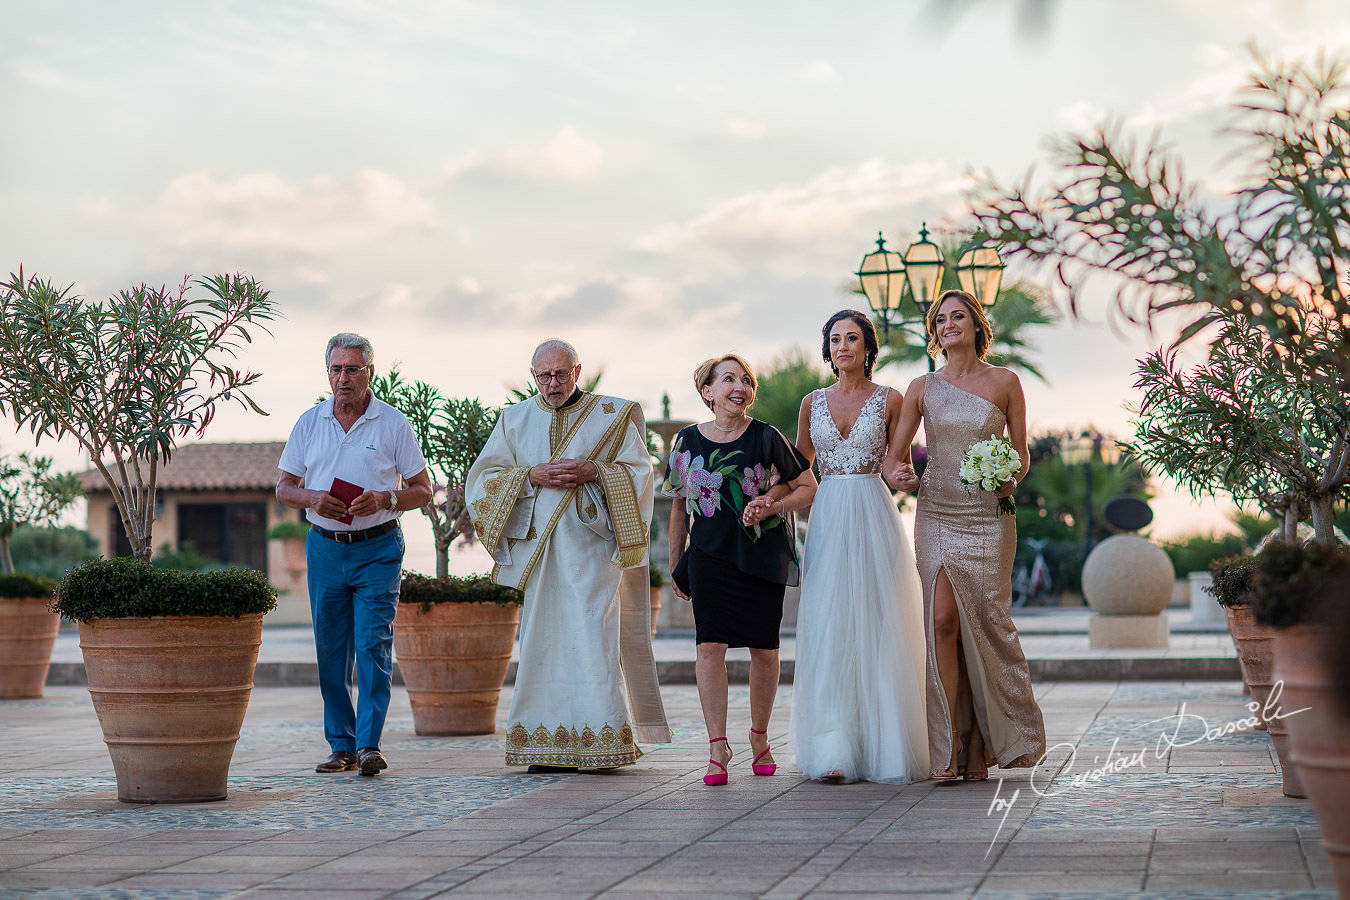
[310,521,398,544]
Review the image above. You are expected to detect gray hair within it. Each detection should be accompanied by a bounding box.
[326,333,373,366]
[531,338,579,369]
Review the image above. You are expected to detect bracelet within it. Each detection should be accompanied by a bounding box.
[778,499,786,517]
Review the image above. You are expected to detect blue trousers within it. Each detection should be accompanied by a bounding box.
[306,527,405,753]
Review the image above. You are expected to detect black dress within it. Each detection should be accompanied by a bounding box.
[663,419,810,648]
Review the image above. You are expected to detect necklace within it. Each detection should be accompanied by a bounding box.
[709,418,747,434]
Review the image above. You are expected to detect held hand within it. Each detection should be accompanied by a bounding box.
[347,490,386,518]
[530,460,596,489]
[314,491,350,520]
[552,458,598,486]
[995,478,1018,500]
[891,463,920,493]
[742,495,777,527]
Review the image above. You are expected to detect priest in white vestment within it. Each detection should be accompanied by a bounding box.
[466,339,671,771]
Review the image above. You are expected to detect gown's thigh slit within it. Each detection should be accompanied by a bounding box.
[936,564,995,770]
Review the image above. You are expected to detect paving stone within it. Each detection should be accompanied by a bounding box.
[0,680,1328,897]
[1144,871,1315,890]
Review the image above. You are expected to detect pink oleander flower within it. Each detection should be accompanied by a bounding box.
[687,465,723,518]
[741,463,769,499]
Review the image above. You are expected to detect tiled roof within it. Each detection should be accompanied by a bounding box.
[78,441,287,493]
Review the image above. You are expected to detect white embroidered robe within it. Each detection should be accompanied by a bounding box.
[465,393,671,767]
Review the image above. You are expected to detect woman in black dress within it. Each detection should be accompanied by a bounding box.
[665,354,817,785]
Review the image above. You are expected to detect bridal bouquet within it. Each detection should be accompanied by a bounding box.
[959,435,1020,517]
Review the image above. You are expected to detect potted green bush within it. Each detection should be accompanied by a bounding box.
[0,451,84,699]
[0,572,60,698]
[393,572,522,736]
[1249,542,1350,811]
[267,519,311,582]
[0,269,277,802]
[1206,555,1270,731]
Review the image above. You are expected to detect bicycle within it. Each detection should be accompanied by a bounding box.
[1012,538,1054,608]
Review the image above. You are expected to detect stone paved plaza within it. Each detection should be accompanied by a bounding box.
[0,673,1333,899]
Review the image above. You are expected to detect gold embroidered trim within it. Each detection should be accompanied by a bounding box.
[546,393,600,459]
[510,397,648,590]
[602,401,615,414]
[598,401,647,568]
[471,466,529,556]
[505,721,640,768]
[517,483,579,591]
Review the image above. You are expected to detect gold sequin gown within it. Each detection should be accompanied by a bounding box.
[914,374,1046,772]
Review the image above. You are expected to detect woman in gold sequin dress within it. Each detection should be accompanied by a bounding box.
[886,290,1046,781]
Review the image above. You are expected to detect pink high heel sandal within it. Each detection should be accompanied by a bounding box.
[704,737,730,786]
[749,727,777,776]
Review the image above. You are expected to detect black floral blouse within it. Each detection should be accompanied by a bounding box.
[662,418,809,586]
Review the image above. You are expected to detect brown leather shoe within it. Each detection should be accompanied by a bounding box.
[316,750,357,773]
[357,747,388,776]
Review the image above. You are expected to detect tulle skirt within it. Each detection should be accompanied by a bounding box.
[791,474,930,783]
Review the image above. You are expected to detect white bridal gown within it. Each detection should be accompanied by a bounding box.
[791,384,930,783]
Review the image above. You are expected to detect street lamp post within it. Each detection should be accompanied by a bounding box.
[1061,432,1122,558]
[856,225,1005,372]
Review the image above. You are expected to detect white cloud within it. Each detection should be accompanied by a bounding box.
[784,59,842,86]
[1125,47,1248,130]
[10,58,114,96]
[90,169,438,263]
[727,118,768,140]
[1054,100,1109,133]
[443,126,605,183]
[512,272,680,325]
[634,159,967,263]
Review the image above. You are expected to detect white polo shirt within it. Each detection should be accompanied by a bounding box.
[278,393,428,531]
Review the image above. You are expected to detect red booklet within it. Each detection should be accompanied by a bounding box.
[329,477,364,525]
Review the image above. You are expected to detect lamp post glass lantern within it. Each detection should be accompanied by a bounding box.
[857,225,1003,372]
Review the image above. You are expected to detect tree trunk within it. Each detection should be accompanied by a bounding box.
[1281,505,1301,544]
[0,538,13,575]
[1310,494,1337,548]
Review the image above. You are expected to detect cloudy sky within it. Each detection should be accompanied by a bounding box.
[4,0,1346,568]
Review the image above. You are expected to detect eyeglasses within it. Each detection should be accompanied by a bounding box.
[533,370,575,385]
[328,365,371,377]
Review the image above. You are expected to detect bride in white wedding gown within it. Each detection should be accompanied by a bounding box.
[788,310,929,784]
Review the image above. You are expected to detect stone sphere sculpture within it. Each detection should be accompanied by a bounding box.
[1082,534,1174,616]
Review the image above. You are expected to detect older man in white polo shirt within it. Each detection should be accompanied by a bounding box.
[277,333,432,777]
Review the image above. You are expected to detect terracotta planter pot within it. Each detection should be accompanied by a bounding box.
[79,614,263,803]
[393,601,520,736]
[1224,604,1303,794]
[0,596,61,698]
[1225,604,1272,731]
[1275,625,1350,895]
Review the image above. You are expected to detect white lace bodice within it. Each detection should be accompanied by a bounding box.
[809,384,890,476]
